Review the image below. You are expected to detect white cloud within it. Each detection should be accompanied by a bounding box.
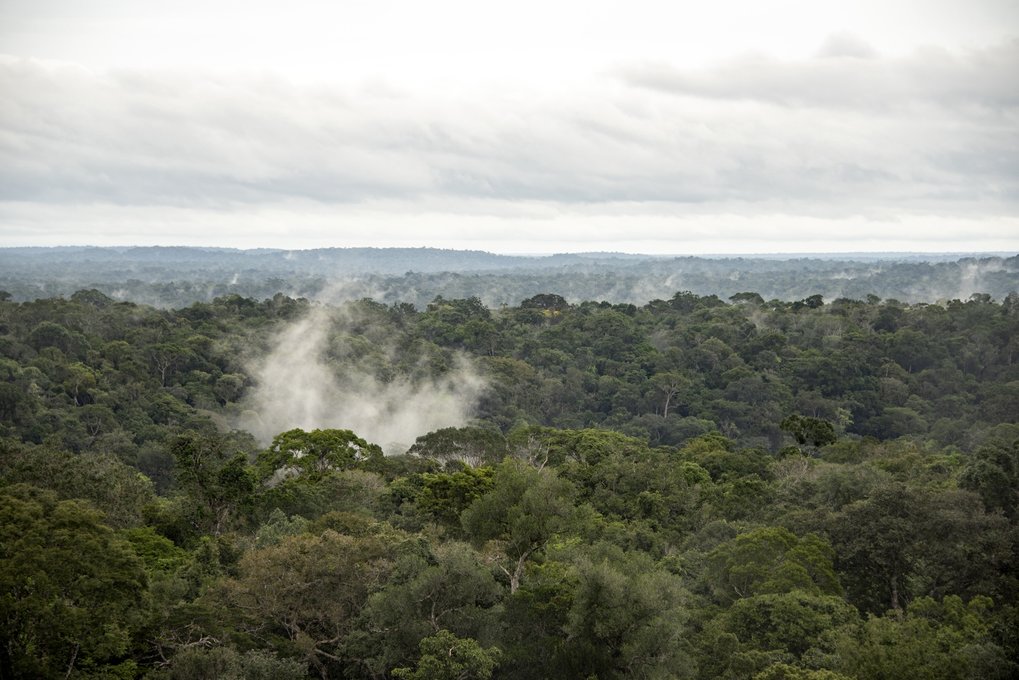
[2,200,1016,254]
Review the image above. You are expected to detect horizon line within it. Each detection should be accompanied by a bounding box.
[2,244,1016,259]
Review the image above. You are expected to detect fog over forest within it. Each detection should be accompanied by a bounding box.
[2,246,1017,309]
[239,306,485,452]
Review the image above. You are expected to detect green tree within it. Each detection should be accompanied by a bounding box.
[561,545,694,679]
[462,460,578,593]
[256,428,383,484]
[0,485,147,679]
[170,432,255,536]
[0,445,155,528]
[827,484,1011,614]
[218,527,406,678]
[415,466,495,529]
[408,427,508,469]
[780,415,837,449]
[718,590,857,657]
[162,646,308,680]
[358,541,501,675]
[754,665,852,680]
[960,439,1019,518]
[706,527,843,605]
[649,371,689,418]
[149,342,193,387]
[391,630,501,680]
[831,595,1014,680]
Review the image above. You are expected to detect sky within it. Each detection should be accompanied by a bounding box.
[1,0,1017,254]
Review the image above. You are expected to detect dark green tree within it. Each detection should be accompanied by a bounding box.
[170,432,255,536]
[0,485,147,679]
[462,460,578,593]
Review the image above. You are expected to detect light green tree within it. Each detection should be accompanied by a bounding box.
[392,630,501,680]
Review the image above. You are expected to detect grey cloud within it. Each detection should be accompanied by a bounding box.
[1,45,1016,218]
[816,33,880,59]
[0,61,437,206]
[617,39,1019,109]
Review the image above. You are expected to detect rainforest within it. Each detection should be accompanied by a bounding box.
[2,270,1018,679]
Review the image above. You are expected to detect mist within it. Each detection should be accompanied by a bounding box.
[238,306,487,452]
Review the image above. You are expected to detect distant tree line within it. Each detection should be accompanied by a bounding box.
[2,248,1016,308]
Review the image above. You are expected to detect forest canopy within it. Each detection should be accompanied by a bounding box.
[1,280,1017,679]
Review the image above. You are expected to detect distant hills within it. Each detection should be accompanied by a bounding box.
[0,246,660,274]
[2,246,1017,309]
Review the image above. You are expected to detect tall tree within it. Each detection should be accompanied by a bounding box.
[0,485,147,679]
[462,460,578,593]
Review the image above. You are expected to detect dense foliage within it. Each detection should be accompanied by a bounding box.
[1,287,1017,678]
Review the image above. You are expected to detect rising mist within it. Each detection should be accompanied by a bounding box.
[238,306,487,452]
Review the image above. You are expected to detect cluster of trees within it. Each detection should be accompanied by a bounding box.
[451,290,1019,451]
[1,287,1018,678]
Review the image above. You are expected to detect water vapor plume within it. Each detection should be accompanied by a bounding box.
[955,260,1006,301]
[239,307,486,452]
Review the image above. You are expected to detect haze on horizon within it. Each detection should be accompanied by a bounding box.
[1,0,1017,255]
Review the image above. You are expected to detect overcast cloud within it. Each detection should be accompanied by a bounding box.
[1,0,1017,253]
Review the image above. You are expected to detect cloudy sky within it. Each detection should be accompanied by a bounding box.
[1,0,1017,254]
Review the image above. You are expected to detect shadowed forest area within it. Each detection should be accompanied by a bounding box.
[2,278,1018,678]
